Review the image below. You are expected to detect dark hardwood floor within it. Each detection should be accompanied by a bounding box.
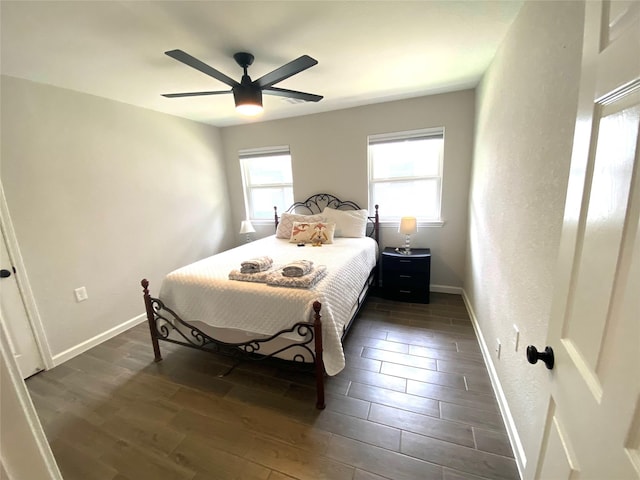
[26,293,518,480]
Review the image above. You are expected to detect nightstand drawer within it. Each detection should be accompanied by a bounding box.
[383,255,428,273]
[385,286,429,304]
[384,271,429,287]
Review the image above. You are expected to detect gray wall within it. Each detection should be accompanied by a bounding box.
[221,90,475,289]
[465,1,584,477]
[1,75,232,360]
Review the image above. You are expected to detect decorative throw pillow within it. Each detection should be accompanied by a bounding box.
[321,207,369,237]
[289,221,314,243]
[275,212,325,239]
[289,222,336,244]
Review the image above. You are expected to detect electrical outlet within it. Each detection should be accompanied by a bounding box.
[74,287,88,302]
[513,324,520,352]
[496,338,502,359]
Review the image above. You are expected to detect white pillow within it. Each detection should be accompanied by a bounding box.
[321,207,369,237]
[289,222,336,244]
[276,212,325,239]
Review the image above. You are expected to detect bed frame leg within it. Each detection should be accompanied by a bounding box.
[312,301,326,410]
[141,279,162,363]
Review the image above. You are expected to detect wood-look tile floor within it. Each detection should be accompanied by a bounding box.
[27,293,518,480]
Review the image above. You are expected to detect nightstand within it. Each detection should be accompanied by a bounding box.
[381,247,431,304]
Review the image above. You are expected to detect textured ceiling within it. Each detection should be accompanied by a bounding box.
[0,1,523,127]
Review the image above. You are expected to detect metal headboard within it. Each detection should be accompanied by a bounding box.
[274,193,379,242]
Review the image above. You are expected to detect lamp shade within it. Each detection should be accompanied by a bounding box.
[399,217,418,235]
[239,220,256,234]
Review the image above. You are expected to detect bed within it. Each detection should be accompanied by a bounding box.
[141,194,379,409]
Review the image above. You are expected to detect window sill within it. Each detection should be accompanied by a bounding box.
[249,219,277,226]
[379,220,445,228]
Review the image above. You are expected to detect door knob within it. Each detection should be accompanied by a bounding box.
[0,269,11,278]
[527,345,554,370]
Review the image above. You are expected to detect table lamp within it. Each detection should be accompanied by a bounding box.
[398,216,417,254]
[239,220,256,243]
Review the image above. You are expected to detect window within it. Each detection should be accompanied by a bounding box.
[240,146,293,220]
[368,128,444,222]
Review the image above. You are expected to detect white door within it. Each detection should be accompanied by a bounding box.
[0,228,44,379]
[534,1,640,478]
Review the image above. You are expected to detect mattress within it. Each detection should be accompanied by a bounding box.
[158,235,378,375]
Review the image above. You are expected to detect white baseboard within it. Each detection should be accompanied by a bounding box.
[52,313,146,366]
[461,289,526,479]
[430,284,463,295]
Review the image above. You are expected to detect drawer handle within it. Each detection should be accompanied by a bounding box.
[399,275,412,278]
[399,260,412,263]
[399,290,412,294]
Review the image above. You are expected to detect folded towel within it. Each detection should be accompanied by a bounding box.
[229,267,276,283]
[282,260,314,277]
[267,265,327,289]
[240,256,273,273]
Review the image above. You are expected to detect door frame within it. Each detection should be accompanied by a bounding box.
[0,181,54,370]
[0,313,63,479]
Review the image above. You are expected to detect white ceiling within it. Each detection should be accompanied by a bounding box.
[0,1,522,127]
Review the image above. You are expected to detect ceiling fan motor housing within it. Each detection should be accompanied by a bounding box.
[233,83,263,107]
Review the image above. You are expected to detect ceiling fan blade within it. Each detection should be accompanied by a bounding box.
[162,90,232,98]
[255,55,318,88]
[263,87,323,102]
[165,49,240,88]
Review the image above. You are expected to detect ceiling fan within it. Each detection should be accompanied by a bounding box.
[162,49,323,116]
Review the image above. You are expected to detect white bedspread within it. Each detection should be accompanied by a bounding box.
[159,235,378,375]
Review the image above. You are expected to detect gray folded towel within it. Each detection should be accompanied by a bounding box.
[229,266,278,283]
[240,256,273,273]
[267,265,327,289]
[282,260,314,277]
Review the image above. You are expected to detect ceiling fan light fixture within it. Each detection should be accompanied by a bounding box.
[235,103,264,116]
[233,87,263,116]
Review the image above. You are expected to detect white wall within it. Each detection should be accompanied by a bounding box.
[0,75,232,362]
[221,91,475,289]
[465,1,584,478]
